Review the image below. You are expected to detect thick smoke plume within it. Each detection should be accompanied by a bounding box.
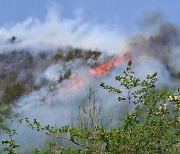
[127,11,180,73]
[128,23,180,67]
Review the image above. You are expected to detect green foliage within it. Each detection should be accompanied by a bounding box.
[31,61,178,153]
[64,49,74,61]
[58,69,72,83]
[51,47,101,63]
[0,104,10,123]
[100,61,180,153]
[33,139,60,154]
[0,123,19,154]
[1,61,179,153]
[52,51,64,61]
[74,48,84,59]
[20,87,107,153]
[84,49,101,60]
[100,61,156,103]
[104,89,179,153]
[1,82,29,104]
[0,71,18,92]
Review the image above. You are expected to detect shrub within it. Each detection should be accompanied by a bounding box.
[52,52,64,61]
[58,69,72,83]
[0,104,10,123]
[84,49,101,60]
[1,82,29,104]
[64,49,74,61]
[74,48,84,59]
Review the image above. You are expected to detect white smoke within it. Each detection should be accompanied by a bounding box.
[44,63,63,81]
[0,6,125,53]
[1,7,180,152]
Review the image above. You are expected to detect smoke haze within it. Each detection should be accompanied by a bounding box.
[0,7,180,152]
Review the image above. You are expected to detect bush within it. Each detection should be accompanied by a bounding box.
[1,82,29,104]
[58,69,72,83]
[0,104,10,123]
[52,52,64,61]
[64,49,74,61]
[84,49,101,60]
[74,48,84,59]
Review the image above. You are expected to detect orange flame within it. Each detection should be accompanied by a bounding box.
[70,79,84,91]
[89,54,131,76]
[63,73,84,94]
[89,62,113,76]
[65,54,131,94]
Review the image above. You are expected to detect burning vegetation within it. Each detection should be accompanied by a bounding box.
[0,45,133,104]
[89,54,131,76]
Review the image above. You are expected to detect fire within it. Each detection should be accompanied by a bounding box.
[70,79,84,91]
[63,73,84,95]
[89,62,113,76]
[89,54,131,76]
[64,54,131,94]
[69,74,84,90]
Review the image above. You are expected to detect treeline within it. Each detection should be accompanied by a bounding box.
[0,47,101,106]
[0,47,102,128]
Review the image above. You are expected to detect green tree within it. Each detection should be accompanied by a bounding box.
[64,48,74,61]
[1,61,179,154]
[100,61,179,153]
[84,49,101,60]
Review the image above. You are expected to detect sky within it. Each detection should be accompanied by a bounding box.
[0,0,180,32]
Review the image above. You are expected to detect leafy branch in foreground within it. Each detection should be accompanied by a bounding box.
[100,61,179,153]
[24,61,180,153]
[19,87,108,153]
[1,61,180,153]
[0,123,19,154]
[100,61,158,105]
